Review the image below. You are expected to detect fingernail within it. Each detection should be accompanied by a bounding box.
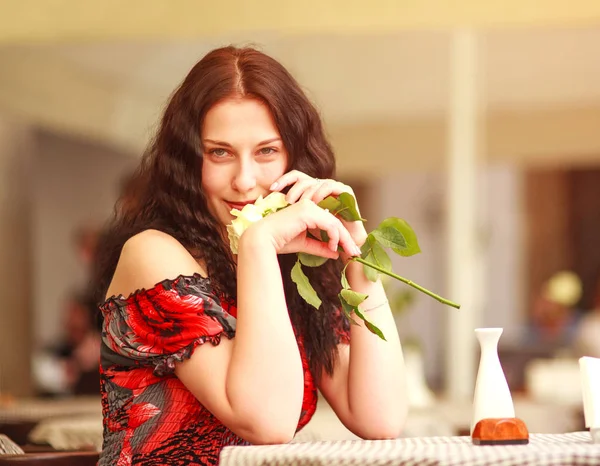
[354,245,362,256]
[270,182,279,190]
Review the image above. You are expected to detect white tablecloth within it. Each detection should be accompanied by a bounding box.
[220,431,600,466]
[28,415,103,452]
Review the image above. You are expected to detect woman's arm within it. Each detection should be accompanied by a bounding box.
[109,229,301,444]
[318,262,407,440]
[194,228,305,444]
[116,204,358,445]
[268,170,408,439]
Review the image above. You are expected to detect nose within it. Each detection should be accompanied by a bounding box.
[231,158,257,193]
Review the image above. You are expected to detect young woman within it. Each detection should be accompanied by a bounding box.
[93,46,407,465]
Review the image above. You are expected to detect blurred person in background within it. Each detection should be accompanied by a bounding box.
[574,273,600,358]
[526,271,582,351]
[92,46,406,465]
[34,290,101,396]
[73,224,100,271]
[33,224,102,396]
[57,290,102,394]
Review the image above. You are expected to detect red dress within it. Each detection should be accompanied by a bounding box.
[98,273,331,465]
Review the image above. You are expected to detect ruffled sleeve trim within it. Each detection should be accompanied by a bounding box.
[100,273,236,376]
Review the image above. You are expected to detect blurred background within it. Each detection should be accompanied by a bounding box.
[2,0,600,451]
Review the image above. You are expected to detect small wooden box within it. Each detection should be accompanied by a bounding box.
[472,418,529,445]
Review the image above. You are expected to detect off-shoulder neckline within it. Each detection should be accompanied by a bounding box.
[101,273,211,306]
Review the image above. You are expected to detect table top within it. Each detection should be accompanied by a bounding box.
[220,431,600,466]
[28,414,103,452]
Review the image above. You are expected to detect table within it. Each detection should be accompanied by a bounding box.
[220,431,600,466]
[0,396,101,447]
[297,393,581,443]
[28,415,103,451]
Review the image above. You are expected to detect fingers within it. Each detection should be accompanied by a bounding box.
[300,200,360,256]
[286,178,318,204]
[270,170,309,192]
[324,221,340,252]
[308,180,351,204]
[270,170,356,207]
[302,237,340,260]
[328,219,361,257]
[299,179,331,203]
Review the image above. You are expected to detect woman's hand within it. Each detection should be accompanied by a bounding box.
[270,170,369,249]
[243,199,361,259]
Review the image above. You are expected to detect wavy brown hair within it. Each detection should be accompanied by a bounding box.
[92,46,348,380]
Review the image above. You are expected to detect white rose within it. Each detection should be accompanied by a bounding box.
[254,192,289,214]
[226,193,290,254]
[227,223,241,255]
[231,203,263,227]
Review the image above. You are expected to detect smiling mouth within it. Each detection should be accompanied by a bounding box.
[226,200,256,210]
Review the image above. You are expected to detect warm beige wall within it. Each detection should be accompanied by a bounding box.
[0,115,33,395]
[331,106,600,177]
[2,46,600,174]
[1,49,599,175]
[2,1,600,43]
[0,46,149,153]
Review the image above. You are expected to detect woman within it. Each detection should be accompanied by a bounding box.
[93,46,407,465]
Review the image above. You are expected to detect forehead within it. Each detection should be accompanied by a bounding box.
[202,98,280,141]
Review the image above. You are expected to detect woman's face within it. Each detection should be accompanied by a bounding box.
[201,98,288,228]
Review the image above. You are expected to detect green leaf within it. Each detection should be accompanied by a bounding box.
[336,192,366,222]
[371,226,407,250]
[291,261,322,309]
[340,289,368,307]
[360,234,392,282]
[320,230,344,253]
[298,253,329,267]
[318,196,342,213]
[341,264,350,289]
[354,307,387,341]
[339,293,387,341]
[339,294,361,325]
[378,217,421,257]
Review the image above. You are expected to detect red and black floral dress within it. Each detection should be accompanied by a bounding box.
[98,273,331,465]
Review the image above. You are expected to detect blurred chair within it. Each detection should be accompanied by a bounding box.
[0,434,23,455]
[2,434,98,466]
[0,421,37,448]
[0,451,99,465]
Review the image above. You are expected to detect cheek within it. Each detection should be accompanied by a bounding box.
[265,157,288,181]
[201,163,225,196]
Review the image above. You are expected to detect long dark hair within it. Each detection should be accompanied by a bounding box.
[92,46,347,380]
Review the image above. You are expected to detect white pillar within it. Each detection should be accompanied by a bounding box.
[446,30,484,400]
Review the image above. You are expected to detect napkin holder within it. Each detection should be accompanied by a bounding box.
[471,418,529,445]
[579,356,600,444]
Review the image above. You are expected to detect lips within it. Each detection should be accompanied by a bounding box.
[226,200,256,211]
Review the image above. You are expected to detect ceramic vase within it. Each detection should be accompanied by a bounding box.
[404,345,435,408]
[470,328,515,434]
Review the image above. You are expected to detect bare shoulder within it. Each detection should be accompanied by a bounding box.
[106,229,206,300]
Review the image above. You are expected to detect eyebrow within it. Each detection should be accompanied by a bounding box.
[203,137,282,147]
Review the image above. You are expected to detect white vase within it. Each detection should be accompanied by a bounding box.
[470,328,515,434]
[404,345,435,408]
